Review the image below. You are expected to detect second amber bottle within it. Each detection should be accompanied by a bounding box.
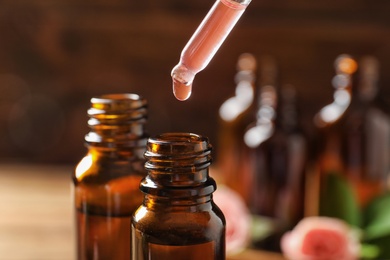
[73,93,148,260]
[132,133,226,260]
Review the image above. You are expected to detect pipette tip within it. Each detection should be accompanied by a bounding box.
[171,63,194,101]
[172,78,192,101]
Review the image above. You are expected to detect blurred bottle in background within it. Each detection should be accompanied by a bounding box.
[306,54,358,219]
[310,54,390,228]
[243,56,307,252]
[215,53,257,203]
[72,94,148,260]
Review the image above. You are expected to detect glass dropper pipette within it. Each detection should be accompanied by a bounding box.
[171,0,252,101]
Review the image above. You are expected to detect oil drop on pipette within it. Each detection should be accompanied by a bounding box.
[171,0,252,101]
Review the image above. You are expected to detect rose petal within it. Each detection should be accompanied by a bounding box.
[280,217,360,260]
[213,185,251,254]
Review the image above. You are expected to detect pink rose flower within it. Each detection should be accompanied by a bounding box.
[281,217,360,260]
[213,185,251,255]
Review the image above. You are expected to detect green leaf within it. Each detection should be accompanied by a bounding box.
[360,243,380,259]
[362,235,390,259]
[319,172,361,227]
[363,192,390,241]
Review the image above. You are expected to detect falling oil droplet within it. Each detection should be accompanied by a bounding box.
[173,80,192,101]
[171,64,194,101]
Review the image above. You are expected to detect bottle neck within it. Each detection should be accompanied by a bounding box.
[142,197,214,215]
[86,145,146,160]
[357,55,379,103]
[278,85,300,133]
[140,133,216,202]
[253,56,278,126]
[142,178,215,209]
[84,93,148,151]
[141,170,216,196]
[313,55,357,128]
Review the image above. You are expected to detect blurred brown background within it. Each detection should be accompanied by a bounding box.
[0,0,389,164]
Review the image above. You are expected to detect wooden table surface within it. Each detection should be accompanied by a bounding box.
[0,163,285,260]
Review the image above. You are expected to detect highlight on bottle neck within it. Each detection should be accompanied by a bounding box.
[314,55,358,127]
[85,93,148,147]
[144,133,212,173]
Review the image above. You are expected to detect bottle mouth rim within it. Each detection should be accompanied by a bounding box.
[88,93,147,121]
[144,132,212,172]
[146,132,211,156]
[90,93,147,111]
[91,93,142,102]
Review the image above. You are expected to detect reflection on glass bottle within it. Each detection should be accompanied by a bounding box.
[216,53,257,203]
[73,94,148,260]
[132,133,225,260]
[312,55,390,228]
[313,54,357,128]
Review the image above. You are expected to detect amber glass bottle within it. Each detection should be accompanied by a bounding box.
[73,93,148,260]
[313,55,390,226]
[132,133,226,260]
[243,81,307,251]
[216,53,257,202]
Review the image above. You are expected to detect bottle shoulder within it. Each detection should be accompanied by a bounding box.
[319,99,388,133]
[73,153,146,184]
[132,203,225,243]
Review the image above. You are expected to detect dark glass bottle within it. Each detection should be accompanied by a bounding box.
[341,56,389,207]
[242,57,307,251]
[245,85,307,251]
[312,55,390,227]
[132,133,226,260]
[73,93,148,260]
[216,53,257,203]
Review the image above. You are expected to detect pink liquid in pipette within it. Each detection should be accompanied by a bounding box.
[171,0,251,101]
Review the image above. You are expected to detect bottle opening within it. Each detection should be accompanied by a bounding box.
[144,133,212,172]
[85,93,148,147]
